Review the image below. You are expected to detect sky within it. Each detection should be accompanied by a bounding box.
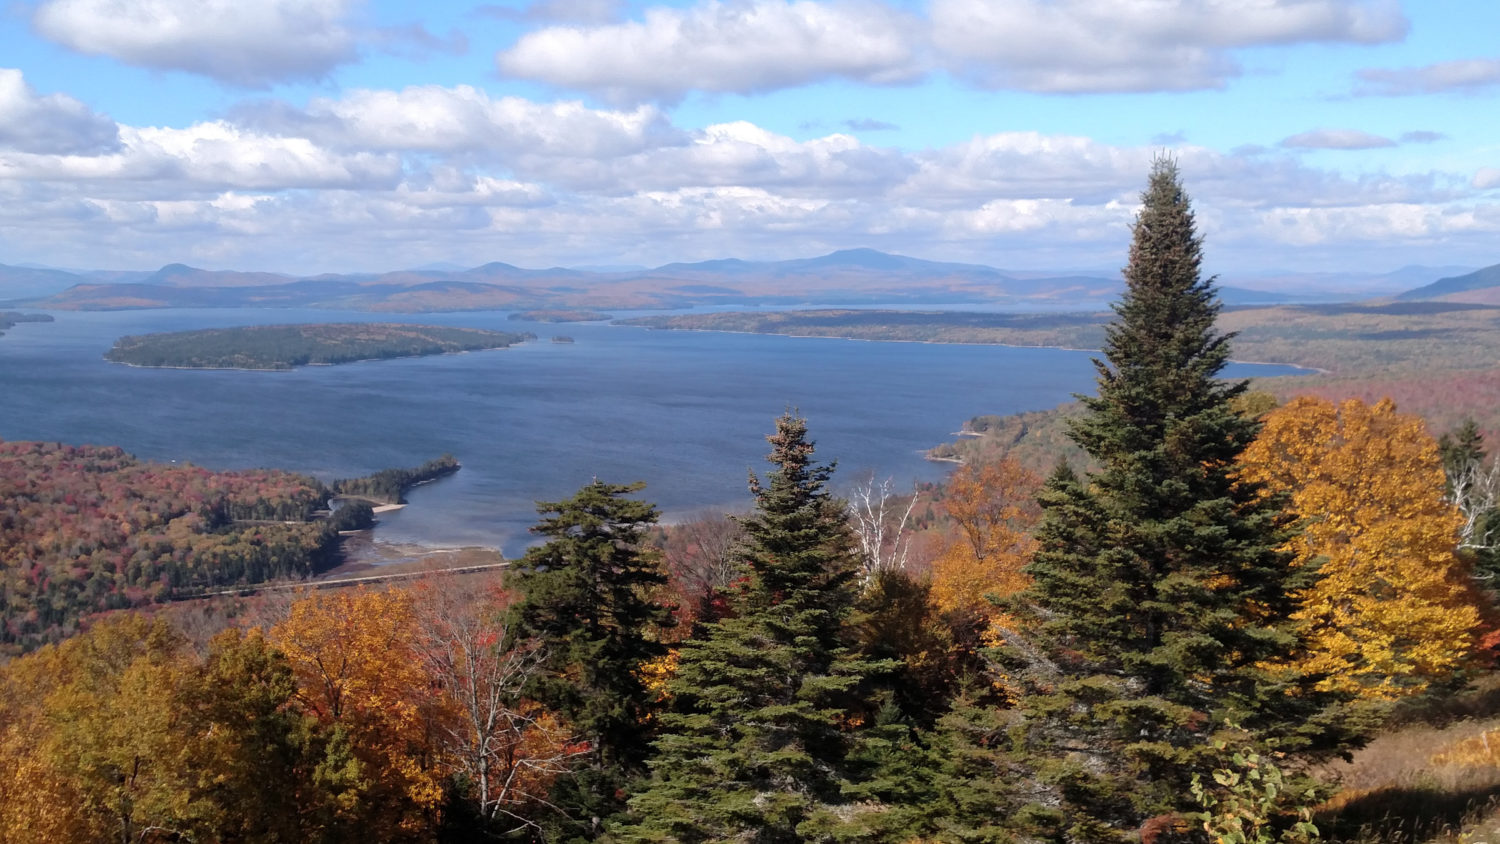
[1,0,1497,279]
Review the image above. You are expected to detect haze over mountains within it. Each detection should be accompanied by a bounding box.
[0,249,1492,312]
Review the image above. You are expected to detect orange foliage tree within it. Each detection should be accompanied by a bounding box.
[929,458,1042,622]
[270,587,446,833]
[1239,396,1482,699]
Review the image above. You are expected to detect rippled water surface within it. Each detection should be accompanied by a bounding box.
[0,309,1303,556]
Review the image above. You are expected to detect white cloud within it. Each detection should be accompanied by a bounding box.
[1355,58,1500,96]
[1279,128,1395,150]
[0,93,1490,273]
[1475,169,1500,190]
[0,68,119,155]
[248,85,682,158]
[1249,203,1495,247]
[494,0,1407,101]
[1,121,402,192]
[495,0,921,103]
[931,0,1406,93]
[514,121,914,195]
[32,0,359,87]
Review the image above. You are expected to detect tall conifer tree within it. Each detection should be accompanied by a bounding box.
[1015,160,1334,835]
[506,480,675,840]
[623,414,888,843]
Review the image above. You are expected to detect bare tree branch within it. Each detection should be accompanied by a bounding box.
[1447,456,1500,553]
[848,473,918,584]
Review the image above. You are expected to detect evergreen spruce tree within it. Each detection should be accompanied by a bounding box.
[1014,160,1339,835]
[505,480,675,840]
[622,413,890,843]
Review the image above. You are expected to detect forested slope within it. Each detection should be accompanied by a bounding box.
[0,441,338,653]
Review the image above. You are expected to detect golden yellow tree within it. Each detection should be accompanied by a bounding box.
[270,587,445,834]
[0,638,89,843]
[0,615,201,843]
[1239,396,1481,698]
[929,458,1042,622]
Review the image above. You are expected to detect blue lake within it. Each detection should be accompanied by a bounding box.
[0,309,1305,557]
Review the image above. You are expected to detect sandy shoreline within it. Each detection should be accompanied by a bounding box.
[326,533,503,577]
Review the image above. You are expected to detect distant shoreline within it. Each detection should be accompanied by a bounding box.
[107,346,510,372]
[628,324,1323,375]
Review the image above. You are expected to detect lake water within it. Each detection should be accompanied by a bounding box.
[0,308,1305,557]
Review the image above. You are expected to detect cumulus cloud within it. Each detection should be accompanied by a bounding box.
[495,0,921,103]
[508,120,916,197]
[493,0,1412,100]
[32,0,359,87]
[931,0,1407,93]
[0,68,119,155]
[2,121,401,192]
[1280,128,1395,150]
[2,90,1491,273]
[266,86,684,158]
[1355,58,1500,96]
[1250,203,1489,248]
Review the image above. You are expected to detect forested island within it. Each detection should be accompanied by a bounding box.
[104,323,533,370]
[0,310,54,336]
[510,309,612,322]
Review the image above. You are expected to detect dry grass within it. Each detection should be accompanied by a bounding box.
[1316,677,1500,842]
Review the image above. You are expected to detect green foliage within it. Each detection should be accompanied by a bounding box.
[328,500,376,531]
[854,568,983,729]
[1189,733,1321,844]
[918,683,1042,843]
[332,454,460,504]
[1015,160,1341,833]
[623,413,894,843]
[505,480,675,837]
[104,322,530,369]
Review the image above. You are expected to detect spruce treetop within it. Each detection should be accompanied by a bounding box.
[1017,160,1341,830]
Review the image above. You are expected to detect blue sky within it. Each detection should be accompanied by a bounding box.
[1,0,1497,281]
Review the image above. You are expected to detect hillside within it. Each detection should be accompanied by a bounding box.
[0,440,338,653]
[1398,262,1500,303]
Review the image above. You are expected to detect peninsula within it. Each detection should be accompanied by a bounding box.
[510,309,613,322]
[0,311,54,337]
[104,323,532,370]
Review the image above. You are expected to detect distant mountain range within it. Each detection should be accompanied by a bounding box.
[1397,264,1500,304]
[0,249,1492,312]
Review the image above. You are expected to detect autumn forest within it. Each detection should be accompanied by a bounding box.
[5,162,1500,843]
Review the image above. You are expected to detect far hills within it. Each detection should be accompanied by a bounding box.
[4,248,1487,312]
[1397,264,1500,304]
